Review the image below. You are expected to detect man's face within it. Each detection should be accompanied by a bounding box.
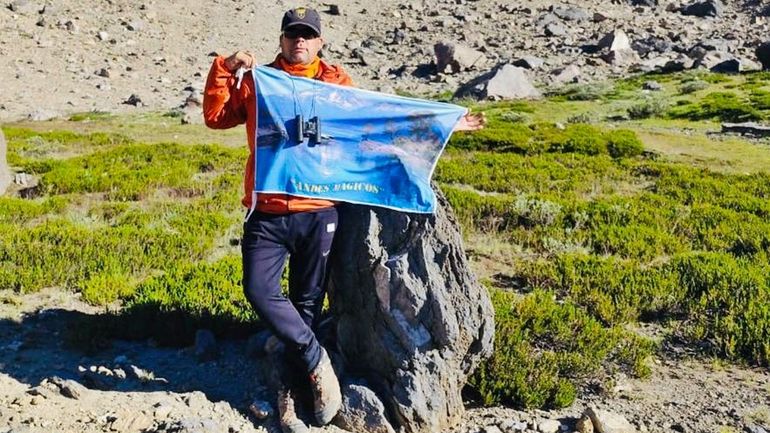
[280,26,324,65]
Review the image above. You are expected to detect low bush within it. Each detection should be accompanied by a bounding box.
[605,129,644,158]
[668,92,763,123]
[627,97,669,119]
[557,83,610,101]
[115,255,259,345]
[750,89,770,111]
[556,124,607,156]
[69,111,116,122]
[469,289,653,408]
[448,123,535,153]
[672,253,770,365]
[679,80,708,95]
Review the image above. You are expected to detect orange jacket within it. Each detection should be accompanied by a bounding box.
[203,55,353,213]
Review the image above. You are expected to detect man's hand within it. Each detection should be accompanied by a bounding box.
[454,111,486,132]
[224,50,256,72]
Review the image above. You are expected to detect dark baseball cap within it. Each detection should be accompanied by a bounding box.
[281,7,321,35]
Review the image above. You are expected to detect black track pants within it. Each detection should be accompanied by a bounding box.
[241,207,337,373]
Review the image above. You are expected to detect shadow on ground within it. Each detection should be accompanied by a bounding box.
[0,307,270,412]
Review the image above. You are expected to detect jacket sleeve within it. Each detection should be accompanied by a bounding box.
[203,56,248,129]
[333,65,353,87]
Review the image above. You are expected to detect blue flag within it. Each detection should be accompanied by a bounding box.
[251,66,466,214]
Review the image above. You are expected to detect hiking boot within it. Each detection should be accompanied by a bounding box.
[276,387,309,433]
[308,347,342,425]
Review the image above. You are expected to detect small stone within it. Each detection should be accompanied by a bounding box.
[643,81,662,91]
[434,42,486,74]
[97,31,109,41]
[328,4,341,15]
[27,109,58,121]
[127,365,154,382]
[539,419,561,433]
[585,407,636,433]
[755,42,770,70]
[49,376,86,400]
[248,400,272,420]
[544,22,567,37]
[576,415,594,433]
[97,68,110,78]
[126,19,145,31]
[551,64,581,84]
[745,425,769,433]
[110,411,153,432]
[123,94,142,106]
[64,20,78,33]
[513,56,545,70]
[153,402,173,419]
[8,0,37,15]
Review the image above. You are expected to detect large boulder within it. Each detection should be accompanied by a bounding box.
[598,29,631,52]
[0,129,11,195]
[329,188,495,433]
[455,64,542,100]
[681,0,722,17]
[552,5,590,21]
[629,0,657,6]
[434,42,486,74]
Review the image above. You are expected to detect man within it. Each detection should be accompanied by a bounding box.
[204,6,484,433]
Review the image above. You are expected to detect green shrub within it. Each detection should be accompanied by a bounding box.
[449,123,536,153]
[605,129,644,158]
[567,113,593,124]
[510,195,563,227]
[499,111,529,123]
[672,253,770,365]
[668,92,763,122]
[699,73,733,84]
[557,124,607,156]
[114,255,259,345]
[750,90,770,111]
[627,97,669,119]
[0,196,68,224]
[469,289,653,408]
[558,83,610,101]
[679,80,708,95]
[69,111,116,122]
[79,271,135,305]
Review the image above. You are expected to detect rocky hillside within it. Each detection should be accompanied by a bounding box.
[1,0,769,121]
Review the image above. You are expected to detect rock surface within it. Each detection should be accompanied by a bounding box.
[456,64,542,100]
[2,0,770,118]
[329,188,495,433]
[585,407,636,433]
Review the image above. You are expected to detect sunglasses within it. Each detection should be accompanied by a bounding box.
[283,27,319,40]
